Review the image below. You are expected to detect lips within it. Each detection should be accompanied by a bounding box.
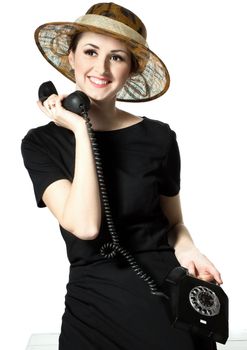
[88,76,112,87]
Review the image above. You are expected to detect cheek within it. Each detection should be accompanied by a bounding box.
[73,54,90,71]
[74,60,84,71]
[73,60,90,82]
[118,65,131,82]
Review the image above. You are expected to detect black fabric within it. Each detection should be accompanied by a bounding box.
[21,116,216,350]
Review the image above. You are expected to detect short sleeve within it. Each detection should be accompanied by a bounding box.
[21,133,69,208]
[159,131,181,196]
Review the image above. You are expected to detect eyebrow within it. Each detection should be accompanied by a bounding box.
[83,43,129,54]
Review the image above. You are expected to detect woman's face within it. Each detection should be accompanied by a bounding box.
[68,31,132,102]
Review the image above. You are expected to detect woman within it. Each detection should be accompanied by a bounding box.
[21,2,222,349]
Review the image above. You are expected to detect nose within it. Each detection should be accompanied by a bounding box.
[94,55,110,76]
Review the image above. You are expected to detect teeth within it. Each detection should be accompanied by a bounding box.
[90,77,109,85]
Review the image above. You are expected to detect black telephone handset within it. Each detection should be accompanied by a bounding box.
[38,81,90,115]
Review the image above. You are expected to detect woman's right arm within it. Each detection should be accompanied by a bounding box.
[39,95,102,240]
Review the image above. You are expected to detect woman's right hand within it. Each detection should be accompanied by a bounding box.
[37,93,86,134]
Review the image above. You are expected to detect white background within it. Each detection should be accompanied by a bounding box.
[1,0,246,349]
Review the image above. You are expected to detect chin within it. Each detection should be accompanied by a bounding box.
[89,92,117,103]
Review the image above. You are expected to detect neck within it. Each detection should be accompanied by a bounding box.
[88,98,121,130]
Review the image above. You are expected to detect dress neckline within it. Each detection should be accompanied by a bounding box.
[94,116,146,133]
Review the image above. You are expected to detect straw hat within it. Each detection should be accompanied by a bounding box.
[34,2,170,102]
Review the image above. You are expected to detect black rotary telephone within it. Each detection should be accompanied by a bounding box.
[38,81,229,344]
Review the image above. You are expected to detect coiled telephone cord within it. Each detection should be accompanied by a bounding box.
[81,112,167,299]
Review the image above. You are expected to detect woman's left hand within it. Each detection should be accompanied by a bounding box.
[159,194,223,285]
[175,246,223,285]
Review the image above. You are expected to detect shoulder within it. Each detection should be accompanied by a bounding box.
[146,117,175,135]
[22,121,69,141]
[144,117,177,151]
[21,122,73,148]
[22,122,54,143]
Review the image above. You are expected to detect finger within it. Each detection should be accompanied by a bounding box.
[47,99,56,109]
[46,93,58,103]
[54,97,63,109]
[197,272,214,282]
[37,100,51,115]
[187,261,196,277]
[37,100,54,119]
[43,99,56,115]
[45,95,64,114]
[59,93,69,101]
[37,100,44,110]
[199,267,223,285]
[207,266,223,285]
[216,272,223,285]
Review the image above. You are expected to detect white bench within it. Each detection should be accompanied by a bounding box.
[25,333,59,350]
[26,331,247,350]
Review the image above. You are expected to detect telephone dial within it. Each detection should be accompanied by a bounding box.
[38,81,229,344]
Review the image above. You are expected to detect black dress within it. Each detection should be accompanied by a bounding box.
[21,116,216,350]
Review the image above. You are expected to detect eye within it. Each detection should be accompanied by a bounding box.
[84,49,97,56]
[111,54,124,62]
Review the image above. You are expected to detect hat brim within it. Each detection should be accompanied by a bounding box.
[35,22,170,102]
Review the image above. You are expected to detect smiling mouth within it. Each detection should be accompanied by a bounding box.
[88,76,112,86]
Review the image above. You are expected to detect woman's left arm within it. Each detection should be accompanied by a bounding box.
[160,194,223,285]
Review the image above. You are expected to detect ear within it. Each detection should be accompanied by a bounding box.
[68,51,75,70]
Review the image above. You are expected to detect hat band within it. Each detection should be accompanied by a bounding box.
[75,14,148,47]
